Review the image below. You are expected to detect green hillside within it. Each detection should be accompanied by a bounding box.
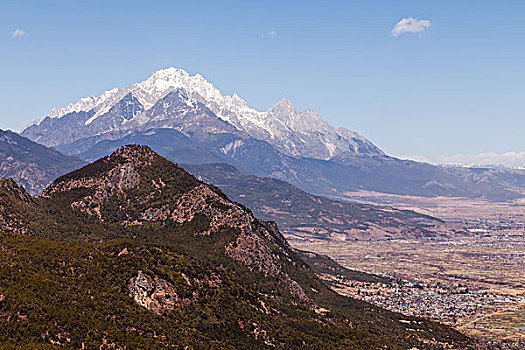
[0,145,477,349]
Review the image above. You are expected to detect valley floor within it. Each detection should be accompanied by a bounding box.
[289,230,525,345]
[337,190,525,226]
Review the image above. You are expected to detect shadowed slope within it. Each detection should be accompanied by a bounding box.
[0,129,86,195]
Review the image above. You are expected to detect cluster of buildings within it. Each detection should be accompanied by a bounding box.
[326,276,522,325]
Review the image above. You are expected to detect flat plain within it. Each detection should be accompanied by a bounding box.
[289,194,525,343]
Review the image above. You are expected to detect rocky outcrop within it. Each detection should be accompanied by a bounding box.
[171,184,300,287]
[225,229,282,277]
[171,184,252,235]
[141,204,170,221]
[127,270,222,315]
[72,163,140,217]
[39,145,309,302]
[127,271,181,315]
[43,147,147,217]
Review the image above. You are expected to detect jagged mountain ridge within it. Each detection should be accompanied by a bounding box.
[20,68,524,201]
[0,129,86,195]
[22,67,381,160]
[0,145,477,349]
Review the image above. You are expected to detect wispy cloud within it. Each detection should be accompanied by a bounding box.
[436,152,525,168]
[261,30,277,39]
[391,18,431,37]
[11,29,27,38]
[398,154,432,163]
[400,152,525,168]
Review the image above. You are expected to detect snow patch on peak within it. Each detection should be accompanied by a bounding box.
[24,67,269,134]
[325,141,337,158]
[272,98,293,111]
[23,66,383,159]
[221,139,245,156]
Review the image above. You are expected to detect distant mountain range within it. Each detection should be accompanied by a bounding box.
[183,162,454,241]
[0,145,476,348]
[439,163,525,170]
[19,67,525,201]
[0,129,86,195]
[0,130,457,243]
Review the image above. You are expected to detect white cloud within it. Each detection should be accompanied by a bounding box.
[391,17,431,37]
[261,30,277,39]
[398,154,432,163]
[435,152,525,168]
[400,152,525,168]
[11,29,27,38]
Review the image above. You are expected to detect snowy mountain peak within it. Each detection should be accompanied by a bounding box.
[22,67,384,159]
[271,98,293,112]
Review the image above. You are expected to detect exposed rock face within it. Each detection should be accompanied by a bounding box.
[43,148,143,218]
[40,145,309,301]
[127,271,181,315]
[225,228,281,276]
[171,184,252,235]
[22,67,382,160]
[128,270,222,315]
[44,162,139,197]
[141,204,170,221]
[170,184,302,287]
[70,165,140,218]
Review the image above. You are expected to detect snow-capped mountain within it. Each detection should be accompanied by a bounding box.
[22,67,382,159]
[20,67,523,202]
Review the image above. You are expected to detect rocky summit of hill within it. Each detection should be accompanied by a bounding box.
[0,145,477,349]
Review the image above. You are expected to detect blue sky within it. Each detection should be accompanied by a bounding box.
[1,0,524,166]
